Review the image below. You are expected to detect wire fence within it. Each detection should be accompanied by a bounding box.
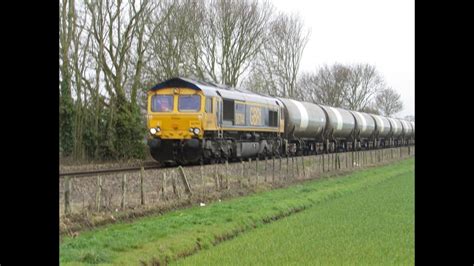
[59,146,415,216]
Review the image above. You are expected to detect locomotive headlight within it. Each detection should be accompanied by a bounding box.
[150,128,157,135]
[156,127,161,132]
[189,128,194,132]
[193,128,201,135]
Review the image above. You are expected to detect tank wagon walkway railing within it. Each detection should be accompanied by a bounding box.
[59,146,415,217]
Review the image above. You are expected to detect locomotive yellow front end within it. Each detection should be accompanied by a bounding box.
[147,87,205,164]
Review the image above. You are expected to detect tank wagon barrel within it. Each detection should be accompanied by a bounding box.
[278,98,326,140]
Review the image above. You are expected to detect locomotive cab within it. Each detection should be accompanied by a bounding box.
[147,87,214,164]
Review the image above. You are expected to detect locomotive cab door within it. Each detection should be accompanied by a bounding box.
[216,97,223,127]
[203,96,218,131]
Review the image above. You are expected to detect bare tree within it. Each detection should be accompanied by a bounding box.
[242,69,276,96]
[298,64,350,107]
[244,13,309,98]
[375,87,403,116]
[84,0,156,158]
[144,0,204,84]
[197,0,273,87]
[60,0,78,157]
[344,64,384,111]
[359,102,380,115]
[297,72,317,102]
[70,3,93,160]
[404,115,415,122]
[86,0,154,106]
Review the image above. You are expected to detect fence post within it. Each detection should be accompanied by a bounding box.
[248,158,252,185]
[337,153,341,169]
[225,160,229,190]
[96,176,102,212]
[200,161,204,191]
[356,150,358,167]
[200,163,204,196]
[295,155,300,178]
[162,171,166,200]
[140,167,145,205]
[256,157,259,184]
[214,163,220,190]
[64,176,71,215]
[344,152,347,169]
[240,160,244,188]
[121,174,127,209]
[279,156,282,181]
[328,153,331,171]
[264,156,268,182]
[322,154,325,172]
[178,165,193,195]
[172,171,180,198]
[272,156,275,182]
[301,156,306,177]
[328,153,334,169]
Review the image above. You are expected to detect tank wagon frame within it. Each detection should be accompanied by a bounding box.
[146,77,414,164]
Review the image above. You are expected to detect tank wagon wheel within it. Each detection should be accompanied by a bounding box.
[176,158,188,166]
[259,148,269,160]
[162,161,174,167]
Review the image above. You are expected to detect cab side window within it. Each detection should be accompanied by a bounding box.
[205,97,213,113]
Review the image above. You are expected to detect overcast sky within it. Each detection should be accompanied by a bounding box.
[270,0,414,118]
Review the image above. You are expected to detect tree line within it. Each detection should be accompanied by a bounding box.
[60,0,406,162]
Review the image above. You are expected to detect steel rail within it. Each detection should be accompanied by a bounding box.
[59,165,163,178]
[59,146,414,178]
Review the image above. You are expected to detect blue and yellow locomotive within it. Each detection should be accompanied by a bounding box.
[147,78,284,164]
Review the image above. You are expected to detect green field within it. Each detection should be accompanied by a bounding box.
[60,158,414,265]
[176,159,414,265]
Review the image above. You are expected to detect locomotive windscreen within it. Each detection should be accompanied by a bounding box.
[178,95,201,112]
[151,95,173,112]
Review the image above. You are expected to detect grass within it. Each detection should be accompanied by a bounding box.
[60,158,413,265]
[175,159,414,265]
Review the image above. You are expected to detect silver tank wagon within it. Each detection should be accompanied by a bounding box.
[387,117,403,138]
[399,119,413,138]
[370,114,391,139]
[319,105,356,140]
[350,110,376,139]
[278,98,326,139]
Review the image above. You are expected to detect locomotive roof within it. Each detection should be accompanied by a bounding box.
[150,77,282,107]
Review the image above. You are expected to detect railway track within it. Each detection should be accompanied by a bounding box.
[59,146,414,178]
